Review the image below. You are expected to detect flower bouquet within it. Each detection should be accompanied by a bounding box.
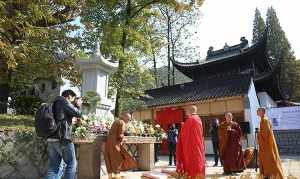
[73,114,166,143]
[126,120,145,136]
[73,113,114,139]
[125,120,166,142]
[153,124,167,142]
[87,113,114,135]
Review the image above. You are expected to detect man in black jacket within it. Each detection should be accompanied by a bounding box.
[210,118,220,167]
[168,124,178,166]
[46,90,84,179]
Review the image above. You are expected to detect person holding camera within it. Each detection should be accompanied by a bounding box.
[46,90,86,179]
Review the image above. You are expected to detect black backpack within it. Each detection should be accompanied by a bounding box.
[35,103,57,138]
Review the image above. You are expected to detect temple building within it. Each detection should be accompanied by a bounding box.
[132,34,284,154]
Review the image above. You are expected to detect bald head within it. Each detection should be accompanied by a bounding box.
[257,107,266,118]
[225,112,233,122]
[184,105,197,116]
[120,112,131,123]
[257,107,266,113]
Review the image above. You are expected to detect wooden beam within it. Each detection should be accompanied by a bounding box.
[148,96,245,109]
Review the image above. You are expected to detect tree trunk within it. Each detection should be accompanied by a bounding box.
[171,38,175,85]
[0,55,9,113]
[114,89,121,117]
[0,83,9,113]
[152,50,158,87]
[114,0,131,117]
[172,65,175,85]
[167,14,171,86]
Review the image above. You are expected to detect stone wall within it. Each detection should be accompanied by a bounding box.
[0,130,48,179]
[274,130,300,155]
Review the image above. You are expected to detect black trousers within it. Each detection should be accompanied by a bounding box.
[154,143,160,162]
[168,143,176,165]
[212,139,219,165]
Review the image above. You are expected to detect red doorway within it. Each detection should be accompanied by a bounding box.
[155,107,184,155]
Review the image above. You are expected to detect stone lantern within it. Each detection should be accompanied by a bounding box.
[77,44,118,115]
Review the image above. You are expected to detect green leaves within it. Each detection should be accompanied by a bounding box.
[264,7,300,100]
[0,0,84,88]
[80,0,204,114]
[9,96,43,115]
[82,91,101,113]
[252,8,266,44]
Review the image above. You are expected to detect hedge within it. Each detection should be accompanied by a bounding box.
[0,114,34,131]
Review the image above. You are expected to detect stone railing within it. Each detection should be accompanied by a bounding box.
[74,135,160,179]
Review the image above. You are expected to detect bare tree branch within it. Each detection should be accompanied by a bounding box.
[35,6,81,27]
[131,0,161,18]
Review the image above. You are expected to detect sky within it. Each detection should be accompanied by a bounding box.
[196,0,300,59]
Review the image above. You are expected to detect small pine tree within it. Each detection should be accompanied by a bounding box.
[252,8,266,44]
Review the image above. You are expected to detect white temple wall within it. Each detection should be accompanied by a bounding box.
[257,92,277,108]
[245,79,260,147]
[60,78,81,97]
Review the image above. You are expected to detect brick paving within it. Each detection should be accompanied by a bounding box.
[101,156,300,179]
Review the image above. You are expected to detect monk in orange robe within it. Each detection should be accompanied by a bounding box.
[176,105,205,179]
[104,113,131,179]
[257,107,284,179]
[218,113,245,174]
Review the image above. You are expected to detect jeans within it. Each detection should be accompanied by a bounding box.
[46,141,77,179]
[56,160,65,179]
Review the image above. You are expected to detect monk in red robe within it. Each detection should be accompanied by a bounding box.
[257,107,284,179]
[218,113,245,174]
[104,113,133,179]
[176,105,205,179]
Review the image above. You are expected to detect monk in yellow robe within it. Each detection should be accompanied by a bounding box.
[104,113,131,179]
[218,113,245,174]
[257,107,284,179]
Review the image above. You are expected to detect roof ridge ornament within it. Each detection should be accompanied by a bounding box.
[206,36,249,60]
[77,39,119,73]
[207,46,214,55]
[223,43,229,49]
[240,37,247,43]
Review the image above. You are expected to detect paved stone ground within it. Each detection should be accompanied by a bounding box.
[101,155,300,179]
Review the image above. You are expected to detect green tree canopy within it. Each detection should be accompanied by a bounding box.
[266,7,300,100]
[0,0,87,112]
[252,8,265,44]
[81,0,204,116]
[266,6,285,66]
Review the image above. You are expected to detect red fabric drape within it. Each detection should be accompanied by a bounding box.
[156,107,184,127]
[155,107,184,154]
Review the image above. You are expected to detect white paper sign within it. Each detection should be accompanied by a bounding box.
[266,106,300,130]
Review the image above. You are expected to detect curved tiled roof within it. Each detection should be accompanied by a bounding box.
[170,32,271,81]
[144,75,251,107]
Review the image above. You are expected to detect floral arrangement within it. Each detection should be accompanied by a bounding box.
[87,113,114,134]
[73,113,114,138]
[126,120,167,141]
[73,113,166,142]
[153,124,167,141]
